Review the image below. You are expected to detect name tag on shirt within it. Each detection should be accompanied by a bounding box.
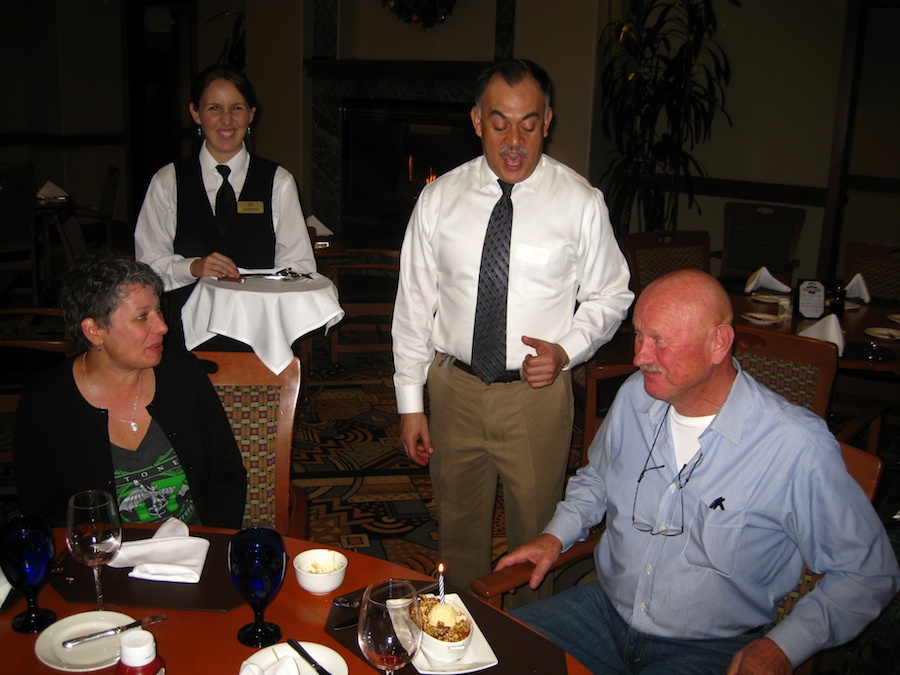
[237,201,265,214]
[515,243,550,265]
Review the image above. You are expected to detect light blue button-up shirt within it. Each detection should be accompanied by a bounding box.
[545,360,899,666]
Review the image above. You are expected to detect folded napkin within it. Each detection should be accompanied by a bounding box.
[108,518,209,583]
[744,267,792,294]
[0,567,11,606]
[307,214,334,237]
[799,313,845,356]
[844,272,871,303]
[36,180,68,198]
[239,657,303,675]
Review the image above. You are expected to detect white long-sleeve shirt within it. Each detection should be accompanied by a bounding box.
[134,142,315,291]
[392,154,634,413]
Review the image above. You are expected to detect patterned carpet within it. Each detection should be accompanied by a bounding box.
[292,337,586,581]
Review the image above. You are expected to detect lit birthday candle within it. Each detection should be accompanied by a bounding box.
[438,563,445,604]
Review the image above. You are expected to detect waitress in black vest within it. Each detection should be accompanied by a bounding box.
[134,64,315,349]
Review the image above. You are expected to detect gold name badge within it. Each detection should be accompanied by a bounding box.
[237,201,265,214]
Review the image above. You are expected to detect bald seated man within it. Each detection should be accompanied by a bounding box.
[498,269,899,674]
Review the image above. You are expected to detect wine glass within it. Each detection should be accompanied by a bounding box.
[357,578,423,674]
[227,527,287,647]
[0,515,57,633]
[65,489,122,611]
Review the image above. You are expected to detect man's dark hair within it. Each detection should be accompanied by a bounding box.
[474,59,552,114]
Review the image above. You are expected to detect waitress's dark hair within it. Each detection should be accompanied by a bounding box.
[60,250,163,353]
[191,64,258,110]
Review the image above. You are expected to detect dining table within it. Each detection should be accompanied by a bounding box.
[0,527,590,674]
[182,273,345,375]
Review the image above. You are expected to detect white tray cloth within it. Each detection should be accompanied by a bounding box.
[182,272,344,374]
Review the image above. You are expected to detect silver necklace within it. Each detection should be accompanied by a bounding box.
[82,352,142,432]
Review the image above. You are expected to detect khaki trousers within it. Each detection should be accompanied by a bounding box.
[427,354,573,606]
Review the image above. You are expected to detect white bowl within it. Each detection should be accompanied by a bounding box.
[419,598,473,664]
[292,549,348,594]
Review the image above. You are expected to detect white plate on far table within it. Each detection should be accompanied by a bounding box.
[35,610,134,672]
[741,312,781,325]
[412,593,499,674]
[750,293,782,304]
[243,642,348,675]
[845,301,861,311]
[888,314,900,325]
[865,327,900,341]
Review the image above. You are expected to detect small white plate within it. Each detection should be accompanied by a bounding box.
[35,610,134,672]
[741,313,781,325]
[750,293,782,304]
[243,642,348,675]
[864,327,900,341]
[412,593,498,674]
[845,301,861,311]
[888,314,900,325]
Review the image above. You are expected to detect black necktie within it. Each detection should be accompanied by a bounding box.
[471,180,514,384]
[215,164,236,241]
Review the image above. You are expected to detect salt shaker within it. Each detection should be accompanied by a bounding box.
[116,629,165,675]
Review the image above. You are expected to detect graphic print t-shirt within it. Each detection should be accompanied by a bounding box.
[111,419,199,524]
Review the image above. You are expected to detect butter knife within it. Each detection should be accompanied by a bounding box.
[62,615,167,648]
[287,638,333,675]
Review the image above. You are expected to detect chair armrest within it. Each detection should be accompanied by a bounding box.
[470,532,601,607]
[834,402,888,454]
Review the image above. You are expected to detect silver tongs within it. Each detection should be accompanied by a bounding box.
[219,268,313,283]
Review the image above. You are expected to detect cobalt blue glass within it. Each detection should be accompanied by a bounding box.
[227,527,286,647]
[0,515,57,633]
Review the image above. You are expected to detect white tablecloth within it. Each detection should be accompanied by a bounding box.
[182,274,344,374]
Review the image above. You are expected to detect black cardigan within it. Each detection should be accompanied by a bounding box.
[13,349,247,528]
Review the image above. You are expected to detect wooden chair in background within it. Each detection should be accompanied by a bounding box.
[715,202,805,287]
[327,248,400,363]
[73,166,120,250]
[195,351,307,538]
[843,241,900,303]
[625,230,710,296]
[0,188,39,304]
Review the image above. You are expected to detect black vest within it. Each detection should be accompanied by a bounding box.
[173,155,277,268]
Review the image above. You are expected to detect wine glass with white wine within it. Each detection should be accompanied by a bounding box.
[65,490,122,610]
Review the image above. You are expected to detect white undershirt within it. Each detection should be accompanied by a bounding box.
[670,408,715,470]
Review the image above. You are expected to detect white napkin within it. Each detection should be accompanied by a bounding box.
[844,272,871,303]
[0,567,12,606]
[306,214,334,237]
[744,267,792,294]
[239,657,303,675]
[108,518,209,583]
[798,313,845,356]
[36,180,68,198]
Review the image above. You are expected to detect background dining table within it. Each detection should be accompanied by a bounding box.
[0,527,590,674]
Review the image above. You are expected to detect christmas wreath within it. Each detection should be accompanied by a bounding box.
[381,0,456,29]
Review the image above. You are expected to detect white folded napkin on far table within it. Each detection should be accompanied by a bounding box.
[108,518,209,583]
[844,272,871,303]
[36,180,69,199]
[239,657,303,675]
[0,567,12,606]
[799,313,845,356]
[744,267,792,294]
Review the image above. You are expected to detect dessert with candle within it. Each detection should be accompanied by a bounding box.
[417,595,471,643]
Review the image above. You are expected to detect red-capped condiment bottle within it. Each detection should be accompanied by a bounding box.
[116,629,165,675]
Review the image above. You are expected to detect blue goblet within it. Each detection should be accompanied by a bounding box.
[0,515,57,633]
[227,527,286,647]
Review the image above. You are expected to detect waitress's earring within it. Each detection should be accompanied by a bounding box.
[197,126,202,137]
[247,125,252,136]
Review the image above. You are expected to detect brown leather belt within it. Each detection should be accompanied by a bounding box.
[451,359,521,383]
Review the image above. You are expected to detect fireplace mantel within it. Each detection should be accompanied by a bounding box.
[303,59,491,80]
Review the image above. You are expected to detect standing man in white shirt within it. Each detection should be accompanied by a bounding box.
[392,59,633,603]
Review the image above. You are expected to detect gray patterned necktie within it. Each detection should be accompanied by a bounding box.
[471,180,514,384]
[215,164,236,240]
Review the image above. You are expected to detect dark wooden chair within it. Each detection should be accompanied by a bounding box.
[843,241,900,303]
[195,351,307,538]
[73,166,120,250]
[625,230,710,296]
[327,248,400,363]
[716,202,805,287]
[0,189,39,304]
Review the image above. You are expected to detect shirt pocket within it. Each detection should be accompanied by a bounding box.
[514,244,573,299]
[682,498,745,577]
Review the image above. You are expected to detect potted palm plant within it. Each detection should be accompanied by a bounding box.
[598,0,734,236]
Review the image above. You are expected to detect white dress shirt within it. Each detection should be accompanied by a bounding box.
[392,154,634,413]
[134,142,315,291]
